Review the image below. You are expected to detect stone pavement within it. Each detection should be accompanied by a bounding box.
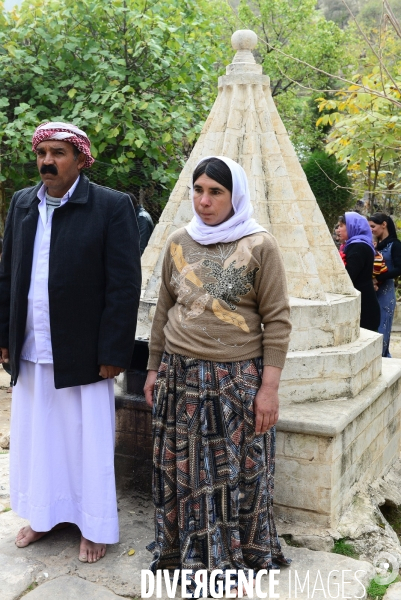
[0,464,377,600]
[1,362,399,599]
[0,444,379,600]
[0,450,155,599]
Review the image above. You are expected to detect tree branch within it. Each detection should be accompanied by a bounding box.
[231,3,401,108]
[340,0,401,98]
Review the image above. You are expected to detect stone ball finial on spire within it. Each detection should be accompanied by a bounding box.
[227,29,262,74]
[231,30,258,51]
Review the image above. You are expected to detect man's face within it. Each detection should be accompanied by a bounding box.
[36,140,86,198]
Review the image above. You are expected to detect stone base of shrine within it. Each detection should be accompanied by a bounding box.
[274,358,401,528]
[114,391,153,494]
[113,342,401,529]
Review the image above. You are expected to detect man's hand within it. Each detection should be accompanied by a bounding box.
[0,348,9,364]
[253,365,282,435]
[144,370,158,408]
[99,365,125,379]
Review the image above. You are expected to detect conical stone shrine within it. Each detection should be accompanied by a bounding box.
[131,30,401,528]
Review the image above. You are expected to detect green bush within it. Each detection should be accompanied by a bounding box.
[303,151,354,229]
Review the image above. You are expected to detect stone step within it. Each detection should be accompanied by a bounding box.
[280,327,383,402]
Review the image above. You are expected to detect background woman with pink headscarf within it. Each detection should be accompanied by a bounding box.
[337,212,380,331]
[144,156,292,595]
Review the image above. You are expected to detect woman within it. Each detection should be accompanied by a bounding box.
[368,213,401,356]
[337,212,380,332]
[144,156,292,595]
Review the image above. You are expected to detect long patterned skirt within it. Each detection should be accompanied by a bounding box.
[147,353,289,595]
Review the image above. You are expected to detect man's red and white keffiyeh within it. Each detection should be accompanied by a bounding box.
[32,121,95,168]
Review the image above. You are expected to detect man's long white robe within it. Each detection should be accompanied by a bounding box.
[9,180,119,543]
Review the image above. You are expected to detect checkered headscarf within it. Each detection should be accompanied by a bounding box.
[32,121,95,168]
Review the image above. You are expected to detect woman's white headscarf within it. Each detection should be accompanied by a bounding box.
[185,156,267,245]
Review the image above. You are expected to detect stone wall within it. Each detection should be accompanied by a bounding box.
[274,359,401,527]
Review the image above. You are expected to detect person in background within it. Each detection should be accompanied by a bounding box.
[127,192,154,255]
[337,212,380,332]
[144,156,292,595]
[368,213,401,356]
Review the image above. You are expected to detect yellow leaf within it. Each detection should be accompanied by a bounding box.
[170,242,202,287]
[212,299,250,332]
[5,44,16,57]
[128,549,135,556]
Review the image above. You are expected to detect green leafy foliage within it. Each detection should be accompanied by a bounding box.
[317,0,360,29]
[237,0,344,156]
[238,0,344,96]
[0,0,232,195]
[302,151,353,228]
[359,0,401,27]
[317,70,401,213]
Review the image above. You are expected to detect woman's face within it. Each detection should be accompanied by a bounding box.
[336,222,348,242]
[193,173,234,226]
[369,220,388,241]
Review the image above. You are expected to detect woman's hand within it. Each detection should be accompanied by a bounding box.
[144,370,158,408]
[253,365,282,434]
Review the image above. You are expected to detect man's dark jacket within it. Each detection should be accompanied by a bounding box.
[0,174,141,389]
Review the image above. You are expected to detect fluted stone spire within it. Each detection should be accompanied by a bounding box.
[138,30,362,356]
[142,30,354,297]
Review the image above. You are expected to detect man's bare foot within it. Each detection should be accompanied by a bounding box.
[15,526,47,548]
[15,522,71,548]
[79,536,106,563]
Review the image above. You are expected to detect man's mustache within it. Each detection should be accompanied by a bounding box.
[40,164,58,175]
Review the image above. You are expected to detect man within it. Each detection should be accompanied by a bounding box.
[0,122,141,563]
[127,192,154,255]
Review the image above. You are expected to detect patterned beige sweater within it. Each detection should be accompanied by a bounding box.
[147,228,291,371]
